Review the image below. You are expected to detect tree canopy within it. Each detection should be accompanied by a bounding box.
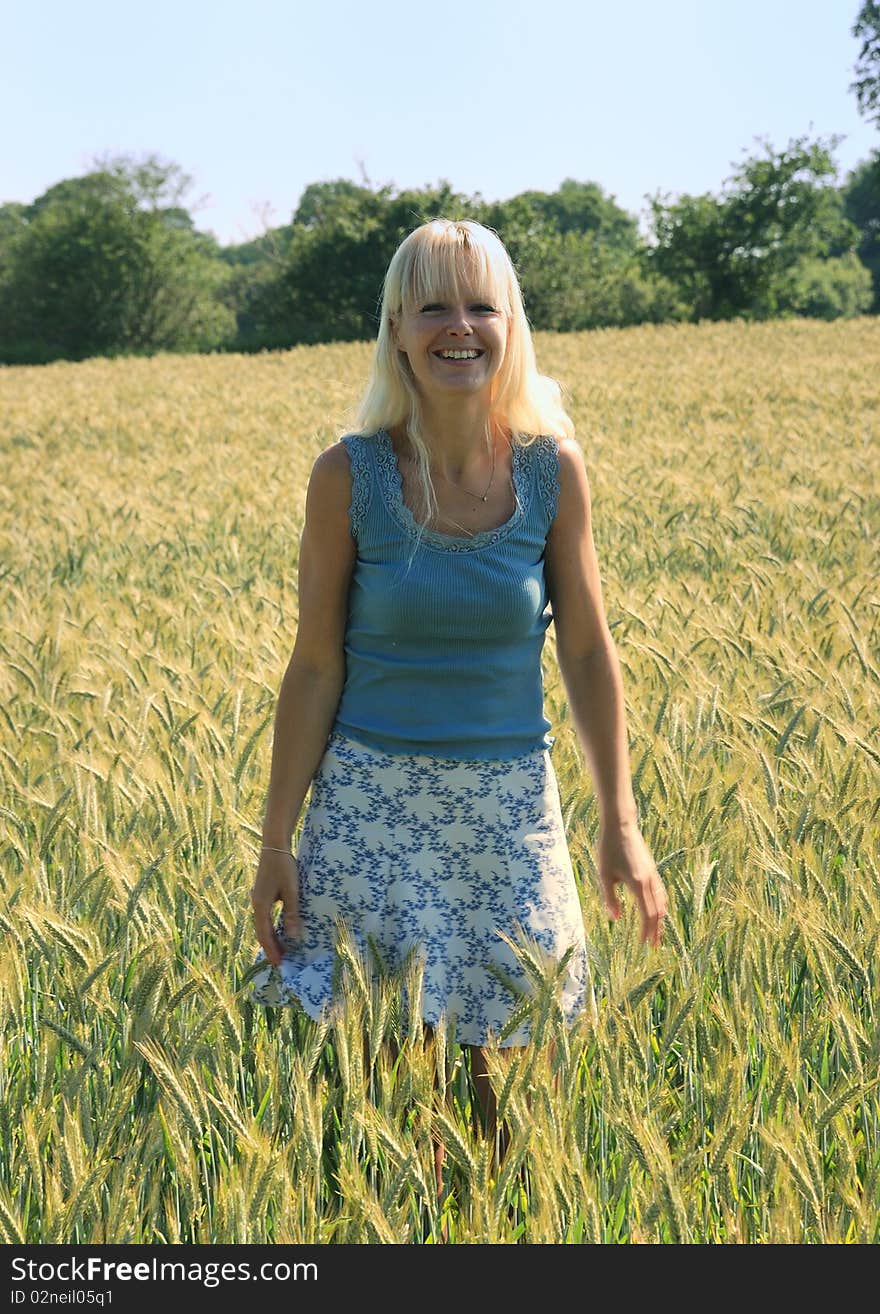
[0,155,234,363]
[852,1,880,127]
[646,136,871,321]
[1,138,876,366]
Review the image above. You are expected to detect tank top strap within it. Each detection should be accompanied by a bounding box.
[341,432,375,542]
[528,434,561,527]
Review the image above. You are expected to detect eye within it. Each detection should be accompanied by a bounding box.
[419,303,444,313]
[472,303,497,313]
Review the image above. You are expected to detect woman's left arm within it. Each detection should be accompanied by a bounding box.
[544,436,667,948]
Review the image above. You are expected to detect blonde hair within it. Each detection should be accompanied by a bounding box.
[354,218,573,540]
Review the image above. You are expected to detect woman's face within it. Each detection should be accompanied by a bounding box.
[392,287,508,401]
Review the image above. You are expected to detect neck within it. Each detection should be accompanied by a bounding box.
[417,395,496,475]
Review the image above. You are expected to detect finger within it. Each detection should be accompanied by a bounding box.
[598,872,622,921]
[281,900,301,940]
[276,865,301,939]
[251,901,283,967]
[642,879,667,948]
[637,879,662,947]
[653,876,668,933]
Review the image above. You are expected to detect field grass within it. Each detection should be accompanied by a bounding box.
[0,317,878,1243]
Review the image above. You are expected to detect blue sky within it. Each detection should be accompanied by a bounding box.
[6,0,876,246]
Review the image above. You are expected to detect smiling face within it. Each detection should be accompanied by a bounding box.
[392,292,508,399]
[387,222,514,404]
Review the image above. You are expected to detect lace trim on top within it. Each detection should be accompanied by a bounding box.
[375,428,531,553]
[342,433,373,541]
[534,434,561,523]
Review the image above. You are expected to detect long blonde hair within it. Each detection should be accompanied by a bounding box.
[355,219,573,538]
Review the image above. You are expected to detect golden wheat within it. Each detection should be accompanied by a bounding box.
[0,318,877,1241]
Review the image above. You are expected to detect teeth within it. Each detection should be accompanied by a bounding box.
[439,349,479,359]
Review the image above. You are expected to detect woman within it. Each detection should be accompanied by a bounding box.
[250,217,667,1147]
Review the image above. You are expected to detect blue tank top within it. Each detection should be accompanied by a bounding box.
[331,428,561,760]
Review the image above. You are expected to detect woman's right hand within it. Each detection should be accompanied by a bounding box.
[250,850,301,967]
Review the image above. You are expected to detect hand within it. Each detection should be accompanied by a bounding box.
[250,849,301,967]
[596,819,667,949]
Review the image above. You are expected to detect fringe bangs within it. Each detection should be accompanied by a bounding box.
[396,221,515,318]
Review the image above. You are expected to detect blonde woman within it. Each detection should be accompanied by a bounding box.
[250,218,667,1164]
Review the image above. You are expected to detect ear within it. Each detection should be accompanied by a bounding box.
[389,315,402,350]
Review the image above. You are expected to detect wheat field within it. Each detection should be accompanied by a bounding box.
[0,317,878,1243]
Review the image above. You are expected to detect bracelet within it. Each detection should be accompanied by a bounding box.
[261,845,293,855]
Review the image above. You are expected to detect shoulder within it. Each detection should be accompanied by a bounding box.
[316,436,355,473]
[546,434,592,535]
[311,434,377,487]
[554,435,590,495]
[309,434,378,541]
[522,432,590,523]
[520,431,583,474]
[552,433,586,473]
[305,440,354,516]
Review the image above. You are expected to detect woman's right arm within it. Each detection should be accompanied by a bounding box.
[250,441,356,965]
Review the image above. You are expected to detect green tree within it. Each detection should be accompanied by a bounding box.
[842,151,880,309]
[851,1,880,127]
[0,155,234,364]
[486,222,685,331]
[477,183,679,330]
[778,252,873,319]
[490,178,639,249]
[0,203,27,283]
[647,136,866,320]
[243,180,481,345]
[294,179,386,229]
[276,181,397,343]
[219,176,686,347]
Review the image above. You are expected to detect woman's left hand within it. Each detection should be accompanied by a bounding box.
[596,818,667,949]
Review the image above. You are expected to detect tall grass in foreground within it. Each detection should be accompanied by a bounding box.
[0,318,877,1242]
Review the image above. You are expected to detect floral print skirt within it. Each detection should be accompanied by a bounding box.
[250,731,588,1046]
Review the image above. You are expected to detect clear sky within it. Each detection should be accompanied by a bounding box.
[6,0,876,246]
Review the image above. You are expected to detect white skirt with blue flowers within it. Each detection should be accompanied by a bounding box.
[250,731,588,1046]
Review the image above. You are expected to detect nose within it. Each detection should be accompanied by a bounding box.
[445,305,473,335]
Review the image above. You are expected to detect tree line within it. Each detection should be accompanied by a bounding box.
[1,135,877,367]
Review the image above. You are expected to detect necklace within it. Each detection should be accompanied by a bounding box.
[432,439,497,502]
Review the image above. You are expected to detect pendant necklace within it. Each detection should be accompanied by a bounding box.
[433,438,497,502]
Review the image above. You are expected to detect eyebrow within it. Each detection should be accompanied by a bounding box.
[418,295,498,304]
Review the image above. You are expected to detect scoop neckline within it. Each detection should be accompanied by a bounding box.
[376,428,527,552]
